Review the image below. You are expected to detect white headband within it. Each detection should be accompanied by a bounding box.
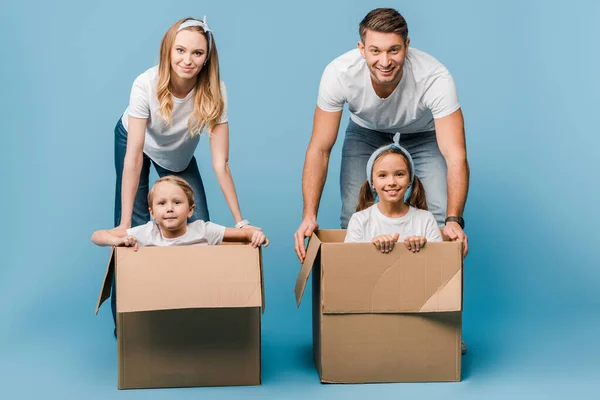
[177,16,213,64]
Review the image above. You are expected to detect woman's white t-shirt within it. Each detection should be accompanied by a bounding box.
[121,66,228,172]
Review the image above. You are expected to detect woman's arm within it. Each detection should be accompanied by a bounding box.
[118,116,147,229]
[209,122,245,225]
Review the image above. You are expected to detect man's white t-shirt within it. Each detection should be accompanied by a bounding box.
[344,205,443,243]
[121,66,228,172]
[126,220,226,247]
[317,48,460,133]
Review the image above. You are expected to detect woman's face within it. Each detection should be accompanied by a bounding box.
[170,29,208,82]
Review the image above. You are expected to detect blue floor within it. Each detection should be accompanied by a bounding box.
[2,298,597,399]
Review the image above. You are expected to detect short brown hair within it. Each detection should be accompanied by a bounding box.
[148,175,195,208]
[359,8,409,42]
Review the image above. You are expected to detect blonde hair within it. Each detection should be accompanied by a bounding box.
[156,17,224,136]
[148,176,195,208]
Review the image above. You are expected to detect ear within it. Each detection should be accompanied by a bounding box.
[149,207,155,220]
[187,204,195,219]
[405,37,411,50]
[358,40,366,59]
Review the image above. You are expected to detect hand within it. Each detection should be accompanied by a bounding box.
[114,235,138,251]
[248,228,269,248]
[372,233,400,254]
[294,217,319,262]
[404,235,427,252]
[443,221,469,257]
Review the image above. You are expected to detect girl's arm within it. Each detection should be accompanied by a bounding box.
[222,227,269,248]
[118,116,147,229]
[209,122,246,226]
[91,227,137,249]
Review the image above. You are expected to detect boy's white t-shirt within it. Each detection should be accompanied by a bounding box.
[126,220,226,247]
[317,48,460,134]
[121,66,228,172]
[344,205,443,243]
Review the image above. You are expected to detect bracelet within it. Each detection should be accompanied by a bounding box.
[235,219,250,228]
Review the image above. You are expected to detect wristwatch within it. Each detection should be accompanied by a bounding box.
[445,216,465,229]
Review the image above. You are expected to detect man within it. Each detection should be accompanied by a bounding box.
[293,8,470,355]
[294,8,469,261]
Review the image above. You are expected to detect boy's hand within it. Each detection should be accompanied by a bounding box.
[114,235,138,251]
[248,229,269,248]
[404,235,427,252]
[372,233,400,254]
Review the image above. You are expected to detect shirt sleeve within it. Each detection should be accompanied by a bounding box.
[344,213,365,242]
[421,66,460,119]
[424,213,443,242]
[218,81,228,124]
[316,62,346,112]
[127,74,151,119]
[194,221,226,245]
[126,221,155,246]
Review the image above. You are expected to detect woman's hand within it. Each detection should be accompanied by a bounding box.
[372,233,400,254]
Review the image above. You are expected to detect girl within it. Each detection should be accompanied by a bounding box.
[92,175,267,338]
[114,16,255,232]
[92,176,269,248]
[344,133,442,253]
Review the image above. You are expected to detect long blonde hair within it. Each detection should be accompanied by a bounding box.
[156,17,224,136]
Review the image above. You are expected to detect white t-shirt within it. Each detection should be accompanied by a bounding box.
[344,205,443,243]
[126,220,226,247]
[121,66,228,172]
[317,48,460,133]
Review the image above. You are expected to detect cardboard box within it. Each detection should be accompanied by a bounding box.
[294,230,463,383]
[96,244,264,389]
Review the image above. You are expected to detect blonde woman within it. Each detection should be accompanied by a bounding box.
[109,17,256,336]
[114,17,252,231]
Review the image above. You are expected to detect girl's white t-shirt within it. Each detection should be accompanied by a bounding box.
[344,204,443,243]
[126,220,225,247]
[121,66,228,172]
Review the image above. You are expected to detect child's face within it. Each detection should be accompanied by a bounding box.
[372,153,411,204]
[149,181,195,234]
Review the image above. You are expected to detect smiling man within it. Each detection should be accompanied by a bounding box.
[294,8,470,264]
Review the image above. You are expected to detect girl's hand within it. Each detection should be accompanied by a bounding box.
[115,235,138,251]
[404,235,427,252]
[249,228,269,248]
[372,233,400,253]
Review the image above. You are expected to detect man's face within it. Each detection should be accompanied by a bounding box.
[358,30,409,89]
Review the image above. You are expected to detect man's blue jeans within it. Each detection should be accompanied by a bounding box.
[340,119,448,228]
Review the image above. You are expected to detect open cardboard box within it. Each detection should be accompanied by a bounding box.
[295,230,463,383]
[96,244,264,389]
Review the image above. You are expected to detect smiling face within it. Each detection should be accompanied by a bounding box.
[358,29,409,94]
[149,180,195,238]
[170,28,209,82]
[371,151,412,205]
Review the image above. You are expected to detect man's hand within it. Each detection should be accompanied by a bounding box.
[443,221,468,257]
[294,217,319,262]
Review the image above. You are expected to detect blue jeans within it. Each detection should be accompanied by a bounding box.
[111,118,210,326]
[340,119,448,228]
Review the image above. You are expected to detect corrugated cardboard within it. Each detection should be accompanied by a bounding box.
[96,245,264,389]
[295,230,463,383]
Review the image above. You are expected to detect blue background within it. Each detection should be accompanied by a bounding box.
[1,0,599,398]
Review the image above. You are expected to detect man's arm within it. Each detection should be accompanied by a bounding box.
[293,106,342,262]
[434,108,470,256]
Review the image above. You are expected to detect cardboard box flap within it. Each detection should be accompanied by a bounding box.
[315,229,347,243]
[294,232,322,307]
[95,247,115,315]
[321,242,463,313]
[116,245,263,313]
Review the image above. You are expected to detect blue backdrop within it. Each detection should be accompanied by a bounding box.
[1,0,599,398]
